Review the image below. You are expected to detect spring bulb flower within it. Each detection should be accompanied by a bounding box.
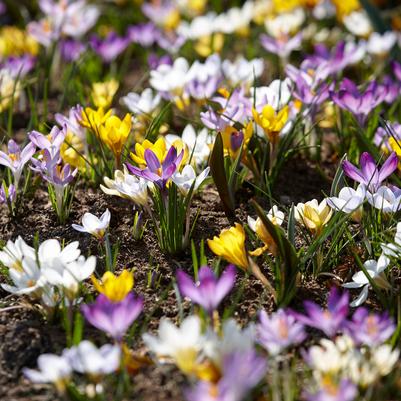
[92,79,119,109]
[252,104,289,144]
[208,223,249,271]
[130,137,166,166]
[79,107,112,131]
[326,184,366,217]
[171,165,210,196]
[295,199,332,235]
[91,269,134,302]
[72,209,111,240]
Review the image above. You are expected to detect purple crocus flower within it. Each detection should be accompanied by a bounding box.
[29,125,66,157]
[260,33,302,59]
[148,53,172,70]
[186,350,267,401]
[342,152,398,193]
[345,307,395,347]
[126,146,184,190]
[60,39,86,62]
[90,32,129,63]
[0,183,16,204]
[331,78,384,125]
[128,22,160,47]
[374,122,401,152]
[2,55,36,78]
[177,265,236,314]
[0,139,36,189]
[257,309,306,355]
[391,60,401,82]
[304,379,357,401]
[291,287,349,337]
[81,293,143,341]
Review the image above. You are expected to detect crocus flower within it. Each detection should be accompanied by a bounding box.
[252,105,289,144]
[342,152,398,193]
[82,293,143,340]
[366,185,401,213]
[131,137,166,166]
[257,309,306,355]
[260,32,302,59]
[63,341,121,376]
[326,184,366,216]
[72,209,111,240]
[343,254,391,307]
[208,223,249,271]
[2,55,36,78]
[186,350,267,401]
[23,354,72,392]
[121,88,161,115]
[0,139,36,189]
[128,22,160,47]
[126,146,184,190]
[92,79,119,109]
[143,315,204,374]
[381,222,401,257]
[171,165,210,196]
[91,269,134,302]
[331,79,384,125]
[304,379,357,401]
[0,182,16,204]
[177,265,236,314]
[345,308,395,347]
[294,199,332,235]
[100,167,148,206]
[291,287,349,337]
[29,125,67,157]
[0,236,35,271]
[60,39,86,62]
[90,32,129,63]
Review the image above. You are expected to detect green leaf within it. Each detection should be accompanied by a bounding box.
[209,132,235,217]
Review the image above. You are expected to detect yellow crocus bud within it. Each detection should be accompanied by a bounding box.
[91,269,134,302]
[208,223,249,270]
[295,199,332,235]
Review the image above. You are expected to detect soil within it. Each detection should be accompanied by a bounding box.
[0,153,365,401]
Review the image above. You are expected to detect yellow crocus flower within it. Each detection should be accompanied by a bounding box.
[194,33,224,58]
[331,0,360,19]
[60,131,86,171]
[131,137,166,166]
[80,107,113,131]
[0,26,39,57]
[272,0,301,13]
[208,223,249,270]
[252,105,289,144]
[295,199,332,235]
[92,79,119,109]
[91,269,134,302]
[221,122,253,159]
[99,113,132,162]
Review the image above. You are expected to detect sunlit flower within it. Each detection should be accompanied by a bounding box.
[248,205,284,256]
[295,199,332,235]
[121,88,161,115]
[304,378,357,401]
[326,184,366,220]
[100,166,148,206]
[171,165,210,196]
[208,223,249,270]
[366,186,401,213]
[92,79,119,109]
[91,269,134,302]
[0,69,20,113]
[221,57,264,88]
[72,209,111,240]
[79,107,113,131]
[90,32,129,63]
[252,105,289,144]
[143,315,204,374]
[131,137,166,166]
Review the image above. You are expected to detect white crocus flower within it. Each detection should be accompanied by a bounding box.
[326,184,366,214]
[343,10,372,37]
[381,222,401,257]
[142,315,204,373]
[247,205,284,232]
[171,165,210,196]
[23,354,72,390]
[165,124,214,167]
[251,79,292,112]
[264,8,305,38]
[41,255,96,300]
[0,236,35,271]
[366,186,401,213]
[222,57,264,88]
[38,239,81,268]
[121,88,161,115]
[101,167,148,206]
[343,254,390,307]
[150,57,190,94]
[72,209,111,240]
[366,31,397,57]
[371,345,400,377]
[64,341,121,376]
[1,256,46,296]
[177,12,218,40]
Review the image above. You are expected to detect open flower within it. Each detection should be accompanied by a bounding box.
[100,166,148,206]
[91,269,134,302]
[304,379,357,401]
[23,354,72,393]
[72,209,111,240]
[79,107,112,131]
[257,309,306,356]
[326,184,366,216]
[176,265,236,314]
[295,199,332,235]
[366,186,401,213]
[248,205,284,256]
[82,293,143,340]
[252,105,289,144]
[0,236,34,271]
[143,315,204,375]
[342,152,398,193]
[208,223,249,270]
[343,254,390,307]
[99,114,132,163]
[171,165,210,196]
[130,137,166,166]
[92,79,119,109]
